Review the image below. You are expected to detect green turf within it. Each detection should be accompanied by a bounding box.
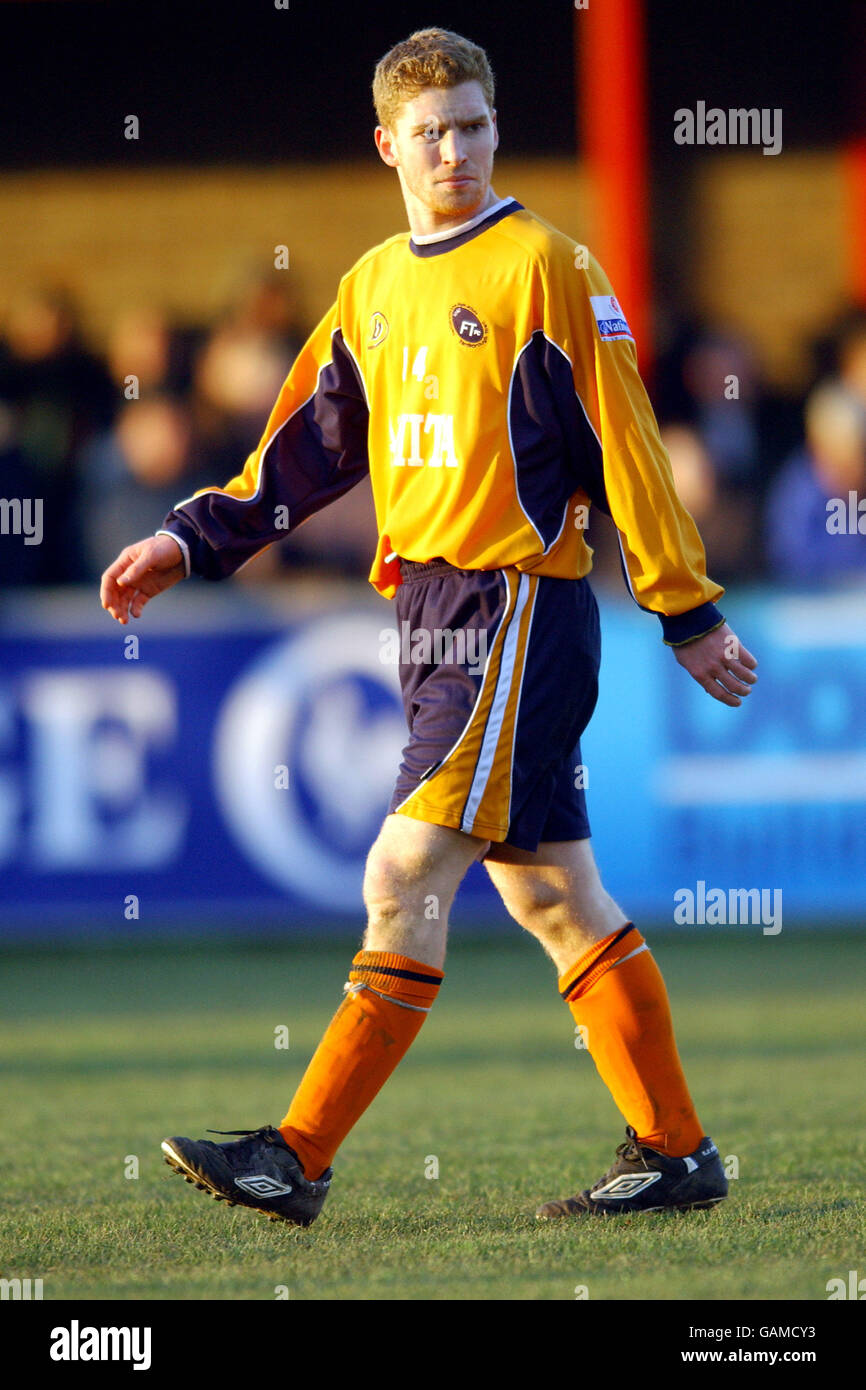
[0,931,863,1301]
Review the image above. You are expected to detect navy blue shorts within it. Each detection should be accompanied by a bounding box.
[387,559,601,852]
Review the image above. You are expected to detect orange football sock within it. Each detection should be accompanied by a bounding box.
[279,950,443,1179]
[560,923,705,1157]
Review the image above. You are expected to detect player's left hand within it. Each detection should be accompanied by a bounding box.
[672,622,758,707]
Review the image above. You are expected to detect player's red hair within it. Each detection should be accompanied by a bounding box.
[372,28,495,129]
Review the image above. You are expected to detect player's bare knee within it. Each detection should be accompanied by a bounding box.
[363,843,427,916]
[361,890,447,962]
[363,873,408,936]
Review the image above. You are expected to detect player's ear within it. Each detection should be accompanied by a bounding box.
[375,126,399,167]
[490,108,499,153]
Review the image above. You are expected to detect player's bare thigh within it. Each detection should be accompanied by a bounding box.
[362,813,490,969]
[484,838,628,973]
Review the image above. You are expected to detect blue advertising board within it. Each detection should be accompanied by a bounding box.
[582,587,866,921]
[0,582,864,937]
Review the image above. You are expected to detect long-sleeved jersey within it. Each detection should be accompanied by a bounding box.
[160,196,724,644]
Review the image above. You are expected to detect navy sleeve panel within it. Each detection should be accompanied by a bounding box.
[512,331,726,645]
[509,331,610,549]
[161,329,369,580]
[660,603,726,646]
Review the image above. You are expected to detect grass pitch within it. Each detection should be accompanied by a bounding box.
[0,930,863,1301]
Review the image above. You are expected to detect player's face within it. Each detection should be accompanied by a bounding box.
[376,81,499,233]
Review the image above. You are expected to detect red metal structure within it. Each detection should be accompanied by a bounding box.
[576,0,652,367]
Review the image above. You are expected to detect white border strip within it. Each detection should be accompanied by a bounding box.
[391,571,515,815]
[461,573,531,831]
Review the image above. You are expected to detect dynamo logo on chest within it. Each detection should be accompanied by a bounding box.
[589,294,633,342]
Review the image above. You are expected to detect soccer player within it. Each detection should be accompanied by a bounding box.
[100,28,757,1224]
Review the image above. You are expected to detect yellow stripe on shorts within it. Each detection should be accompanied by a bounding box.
[394,570,539,840]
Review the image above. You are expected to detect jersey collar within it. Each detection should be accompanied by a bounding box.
[409,197,523,258]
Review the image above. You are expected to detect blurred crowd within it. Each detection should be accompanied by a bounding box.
[2,275,866,593]
[586,307,866,593]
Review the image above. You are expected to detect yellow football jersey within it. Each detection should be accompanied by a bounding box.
[161,196,724,644]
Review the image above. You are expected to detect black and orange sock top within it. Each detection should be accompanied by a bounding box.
[558,922,639,1001]
[279,949,444,1179]
[556,922,704,1158]
[347,951,444,1009]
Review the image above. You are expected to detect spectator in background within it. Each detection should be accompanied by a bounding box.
[661,423,761,585]
[2,272,378,587]
[188,267,307,463]
[583,422,762,595]
[0,286,114,581]
[679,331,762,488]
[186,271,297,466]
[76,393,209,580]
[105,306,199,400]
[655,319,800,494]
[765,381,866,584]
[192,321,293,471]
[810,306,866,398]
[835,311,866,411]
[225,268,307,356]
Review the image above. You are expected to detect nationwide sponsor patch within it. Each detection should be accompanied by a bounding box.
[589,294,633,342]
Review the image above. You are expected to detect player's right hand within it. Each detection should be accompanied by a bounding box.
[100,534,186,625]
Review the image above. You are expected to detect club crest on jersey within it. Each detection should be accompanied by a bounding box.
[450,303,488,346]
[589,294,633,342]
[368,312,389,348]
